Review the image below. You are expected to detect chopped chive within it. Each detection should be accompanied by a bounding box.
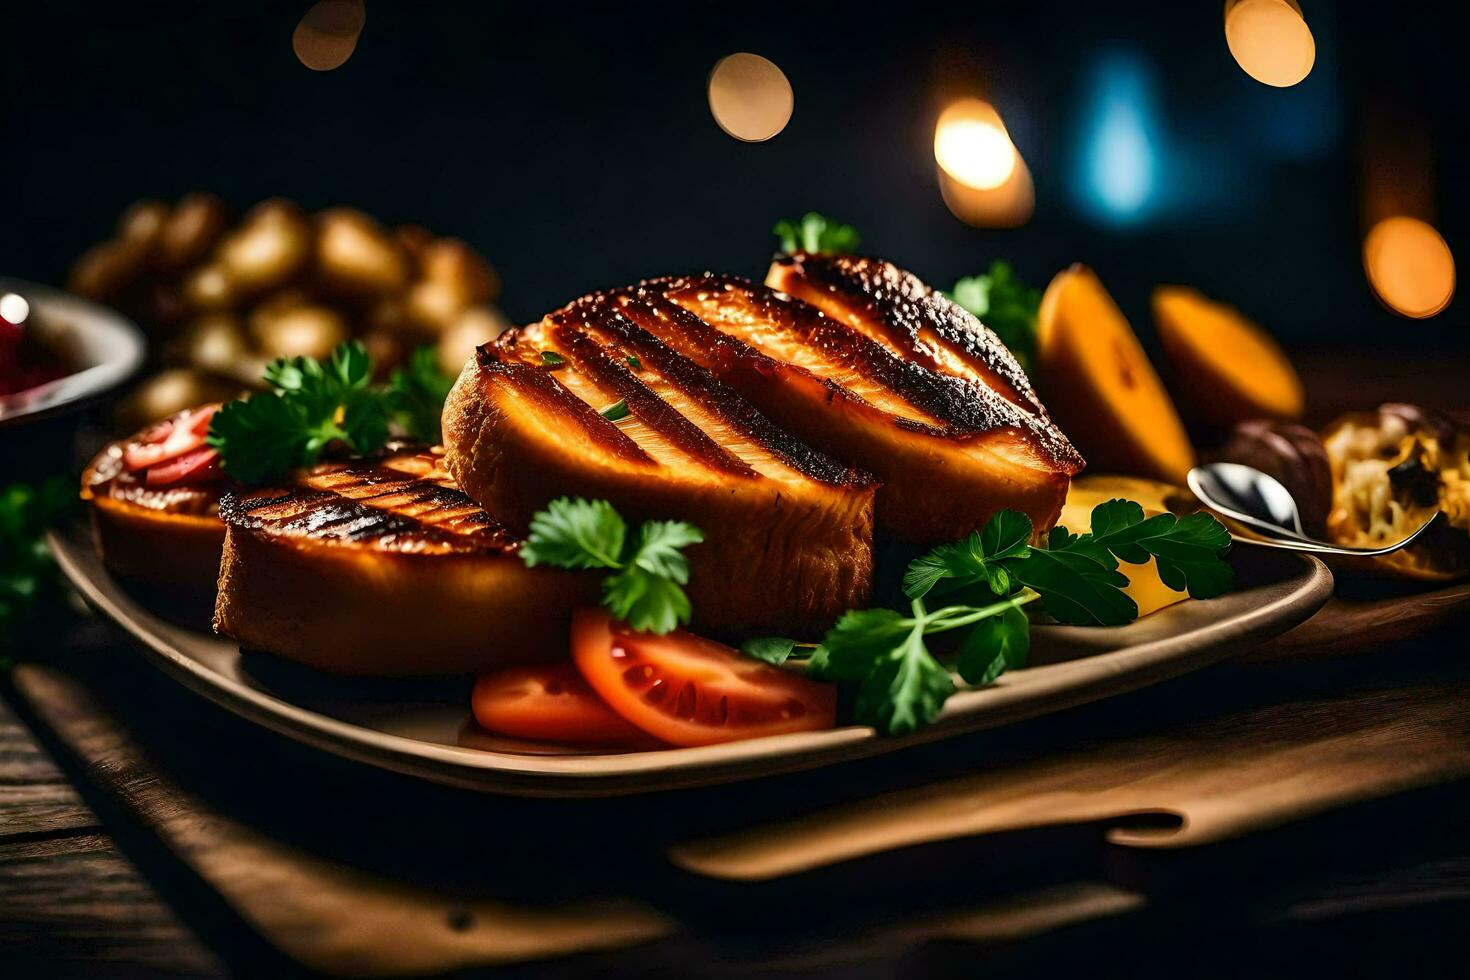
[626,354,642,369]
[541,351,566,367]
[600,399,630,421]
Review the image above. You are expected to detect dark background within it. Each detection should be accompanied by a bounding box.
[2,0,1466,349]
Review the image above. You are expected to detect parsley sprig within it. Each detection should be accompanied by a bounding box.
[948,261,1041,374]
[773,212,861,255]
[519,497,704,635]
[387,346,456,444]
[208,341,455,484]
[1,477,75,658]
[745,500,1232,735]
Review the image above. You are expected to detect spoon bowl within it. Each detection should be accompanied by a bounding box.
[1187,462,1439,558]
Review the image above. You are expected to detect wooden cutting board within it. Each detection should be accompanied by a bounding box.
[669,682,1470,880]
[1250,579,1470,662]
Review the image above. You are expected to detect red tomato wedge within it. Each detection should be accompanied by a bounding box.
[570,609,837,747]
[145,447,221,485]
[123,404,218,472]
[471,663,651,745]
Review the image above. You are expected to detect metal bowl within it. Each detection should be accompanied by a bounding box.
[1,278,146,480]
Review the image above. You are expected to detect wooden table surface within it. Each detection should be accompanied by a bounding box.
[4,350,1470,977]
[0,694,220,977]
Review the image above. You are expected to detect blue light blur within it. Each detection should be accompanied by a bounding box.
[1073,51,1164,227]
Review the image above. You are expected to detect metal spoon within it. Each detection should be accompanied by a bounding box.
[1187,462,1439,557]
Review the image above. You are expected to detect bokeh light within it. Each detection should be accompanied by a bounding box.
[938,160,1034,229]
[1225,0,1316,88]
[1074,53,1161,226]
[0,293,30,325]
[1363,217,1456,319]
[293,0,366,72]
[934,99,1017,191]
[707,53,794,142]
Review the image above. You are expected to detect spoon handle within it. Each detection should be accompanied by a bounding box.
[1226,515,1440,557]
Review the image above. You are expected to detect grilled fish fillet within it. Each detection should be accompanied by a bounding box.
[442,303,878,635]
[214,448,597,675]
[763,252,1082,539]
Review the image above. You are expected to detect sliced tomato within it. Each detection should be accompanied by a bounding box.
[471,663,652,745]
[145,447,221,485]
[123,404,218,472]
[570,609,837,747]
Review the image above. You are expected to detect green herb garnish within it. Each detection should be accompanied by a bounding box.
[520,497,704,635]
[773,212,861,255]
[948,261,1042,373]
[749,501,1232,735]
[541,351,566,367]
[209,341,454,484]
[625,354,641,369]
[600,399,630,422]
[1,477,74,658]
[387,346,455,443]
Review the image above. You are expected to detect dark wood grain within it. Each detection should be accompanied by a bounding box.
[1249,579,1470,661]
[0,698,221,977]
[0,705,95,840]
[10,662,673,977]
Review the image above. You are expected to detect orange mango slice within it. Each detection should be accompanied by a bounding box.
[1038,265,1196,485]
[1153,285,1304,429]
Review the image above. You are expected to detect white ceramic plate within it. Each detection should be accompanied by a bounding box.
[51,529,1332,797]
[0,278,145,425]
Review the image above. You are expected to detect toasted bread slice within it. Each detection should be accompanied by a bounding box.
[214,449,598,675]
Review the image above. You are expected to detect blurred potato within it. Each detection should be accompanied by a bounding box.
[361,328,410,374]
[405,281,459,332]
[68,238,150,300]
[394,224,433,267]
[181,263,235,311]
[315,208,411,297]
[248,288,311,324]
[178,312,253,377]
[421,238,499,302]
[116,367,243,431]
[366,295,429,339]
[437,305,510,376]
[159,193,230,271]
[215,199,312,294]
[251,304,348,361]
[72,194,502,423]
[141,282,189,330]
[116,200,169,250]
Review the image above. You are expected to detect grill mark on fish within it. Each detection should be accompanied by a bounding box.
[221,452,520,555]
[773,252,1046,410]
[474,345,655,466]
[614,271,1079,470]
[567,298,873,488]
[639,277,960,435]
[548,306,758,478]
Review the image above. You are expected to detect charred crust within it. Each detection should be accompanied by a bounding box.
[220,455,521,555]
